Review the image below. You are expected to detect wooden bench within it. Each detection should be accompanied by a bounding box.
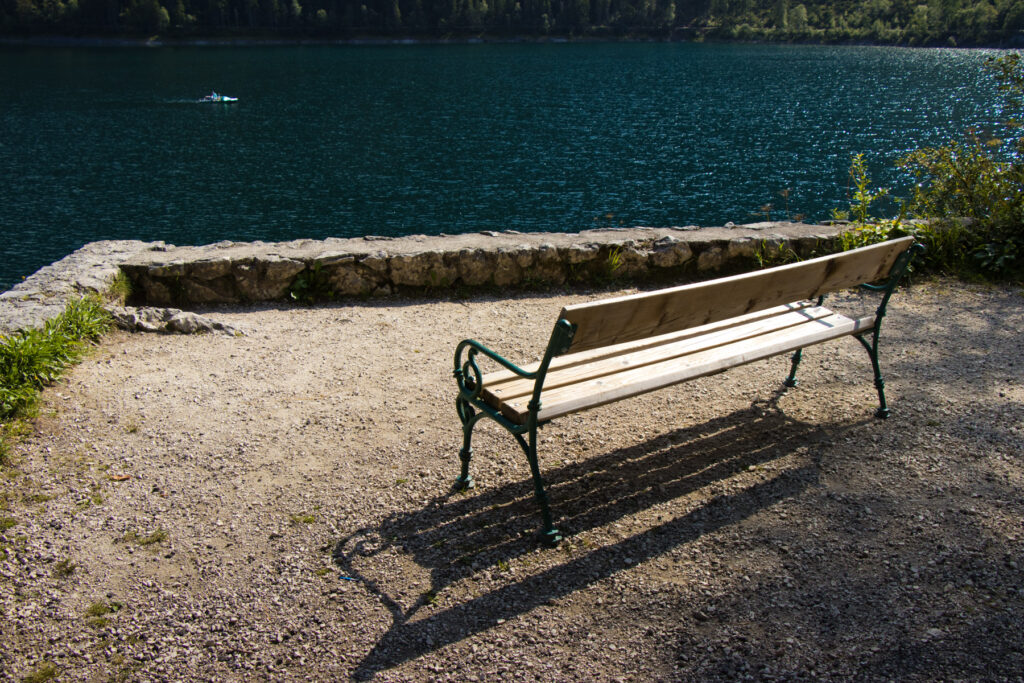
[453,237,923,545]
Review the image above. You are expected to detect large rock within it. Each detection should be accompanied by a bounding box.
[457,248,495,286]
[108,306,242,336]
[235,256,306,300]
[390,250,458,288]
[648,236,693,268]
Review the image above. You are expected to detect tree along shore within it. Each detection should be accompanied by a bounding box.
[3,0,1023,48]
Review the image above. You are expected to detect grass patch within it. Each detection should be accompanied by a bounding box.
[84,600,123,627]
[22,662,60,683]
[754,240,801,269]
[53,558,76,578]
[118,528,168,547]
[0,432,9,468]
[76,489,105,510]
[288,262,334,304]
[86,601,114,617]
[24,492,54,504]
[1,295,111,421]
[288,513,316,525]
[106,270,133,304]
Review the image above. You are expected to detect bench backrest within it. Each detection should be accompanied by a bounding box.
[558,237,915,354]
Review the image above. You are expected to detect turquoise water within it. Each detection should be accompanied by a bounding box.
[0,42,1007,291]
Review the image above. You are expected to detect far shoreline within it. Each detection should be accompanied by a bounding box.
[2,33,1020,50]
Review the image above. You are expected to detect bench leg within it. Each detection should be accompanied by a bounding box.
[873,376,890,419]
[518,428,562,547]
[454,397,477,490]
[868,352,890,419]
[784,348,804,388]
[855,334,890,419]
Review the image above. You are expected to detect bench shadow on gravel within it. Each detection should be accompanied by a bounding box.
[334,391,871,679]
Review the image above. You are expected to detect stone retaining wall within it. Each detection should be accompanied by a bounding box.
[1,222,846,334]
[121,222,843,306]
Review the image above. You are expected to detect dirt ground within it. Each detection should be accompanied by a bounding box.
[1,279,1023,682]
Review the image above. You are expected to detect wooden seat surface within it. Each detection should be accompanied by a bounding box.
[482,301,876,424]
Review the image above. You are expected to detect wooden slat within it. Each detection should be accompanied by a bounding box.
[559,237,913,353]
[498,313,876,424]
[482,304,839,408]
[481,300,818,387]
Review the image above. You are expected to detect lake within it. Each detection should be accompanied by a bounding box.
[0,42,1008,292]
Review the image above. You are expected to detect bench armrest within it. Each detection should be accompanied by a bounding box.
[454,339,537,402]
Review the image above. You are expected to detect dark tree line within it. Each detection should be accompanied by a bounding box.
[2,0,1022,45]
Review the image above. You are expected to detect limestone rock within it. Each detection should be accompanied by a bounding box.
[323,257,382,297]
[648,236,693,268]
[0,240,164,334]
[167,311,240,335]
[529,244,567,285]
[138,278,175,306]
[457,248,494,286]
[493,248,524,287]
[564,243,601,265]
[390,251,457,287]
[726,237,758,260]
[697,246,726,272]
[182,278,235,305]
[108,307,241,336]
[189,258,233,281]
[616,243,649,277]
[234,256,305,301]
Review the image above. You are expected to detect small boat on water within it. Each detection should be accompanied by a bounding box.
[199,91,238,103]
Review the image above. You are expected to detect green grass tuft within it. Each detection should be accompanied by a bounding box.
[1,296,110,421]
[288,513,316,525]
[117,528,168,547]
[22,662,60,683]
[106,271,133,303]
[53,558,76,578]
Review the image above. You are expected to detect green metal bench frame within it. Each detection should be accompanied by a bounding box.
[453,239,924,546]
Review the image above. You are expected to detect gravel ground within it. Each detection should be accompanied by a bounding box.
[1,278,1022,682]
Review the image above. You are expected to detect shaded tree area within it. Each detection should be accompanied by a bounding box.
[1,0,1021,45]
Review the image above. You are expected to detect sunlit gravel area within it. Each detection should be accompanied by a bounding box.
[2,279,1023,681]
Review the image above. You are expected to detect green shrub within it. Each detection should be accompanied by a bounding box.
[848,153,889,226]
[839,54,1024,281]
[892,54,1024,279]
[839,218,974,276]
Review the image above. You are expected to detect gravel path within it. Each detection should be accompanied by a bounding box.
[2,279,1022,681]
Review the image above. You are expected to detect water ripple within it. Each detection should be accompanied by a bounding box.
[0,43,1007,290]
